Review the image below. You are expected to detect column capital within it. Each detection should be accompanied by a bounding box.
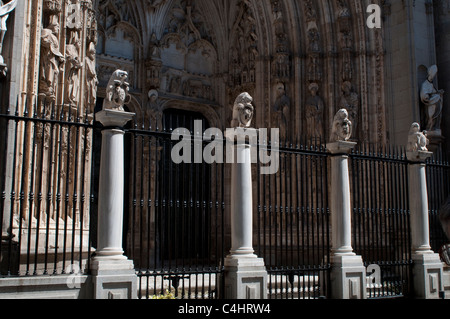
[326,141,357,155]
[96,109,135,128]
[406,150,433,163]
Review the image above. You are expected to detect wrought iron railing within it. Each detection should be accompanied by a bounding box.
[255,138,331,299]
[350,144,412,298]
[426,149,450,253]
[0,99,97,277]
[1,100,449,301]
[123,110,226,299]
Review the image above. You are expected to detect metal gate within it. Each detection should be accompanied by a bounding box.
[123,109,225,299]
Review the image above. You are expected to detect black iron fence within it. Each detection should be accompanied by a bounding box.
[1,100,449,301]
[255,138,331,299]
[349,144,412,299]
[123,110,226,299]
[0,99,97,277]
[426,149,450,253]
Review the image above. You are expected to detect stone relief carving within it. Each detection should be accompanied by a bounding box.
[407,122,429,153]
[304,0,317,22]
[228,0,258,97]
[44,0,62,13]
[182,78,213,101]
[305,82,324,138]
[340,28,354,83]
[147,89,163,129]
[304,1,322,85]
[39,20,66,99]
[65,31,83,106]
[146,0,166,10]
[103,69,131,111]
[420,65,445,134]
[0,0,17,74]
[157,0,217,103]
[330,109,352,142]
[84,0,386,145]
[271,0,290,81]
[85,41,98,111]
[231,92,254,128]
[339,81,359,135]
[272,82,290,140]
[146,32,162,90]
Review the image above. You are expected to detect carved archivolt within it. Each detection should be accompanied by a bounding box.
[91,0,387,143]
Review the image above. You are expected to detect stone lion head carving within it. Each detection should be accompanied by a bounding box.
[231,92,254,128]
[330,109,352,142]
[103,69,131,112]
[407,122,429,152]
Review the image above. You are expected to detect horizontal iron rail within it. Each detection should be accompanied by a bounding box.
[136,267,224,277]
[0,113,95,128]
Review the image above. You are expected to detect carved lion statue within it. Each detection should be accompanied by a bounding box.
[330,109,352,142]
[103,69,131,112]
[407,122,429,152]
[231,92,254,128]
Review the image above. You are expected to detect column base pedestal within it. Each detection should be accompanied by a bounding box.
[224,254,268,299]
[91,258,138,299]
[330,255,367,299]
[412,252,444,299]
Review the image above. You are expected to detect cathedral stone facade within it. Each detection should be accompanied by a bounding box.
[0,0,450,300]
[1,0,449,148]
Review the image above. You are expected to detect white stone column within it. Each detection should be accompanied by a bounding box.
[223,129,268,299]
[91,109,137,299]
[407,150,444,299]
[230,142,254,256]
[327,141,366,299]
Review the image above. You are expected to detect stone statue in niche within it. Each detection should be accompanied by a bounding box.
[231,92,254,128]
[308,28,320,53]
[305,82,324,138]
[169,75,181,94]
[420,65,445,134]
[103,69,131,112]
[65,31,83,106]
[39,20,65,99]
[272,82,290,140]
[339,81,359,135]
[330,109,352,142]
[85,41,98,112]
[307,53,321,83]
[0,0,17,74]
[147,89,163,129]
[407,122,429,153]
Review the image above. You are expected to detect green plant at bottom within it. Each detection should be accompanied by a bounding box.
[150,290,176,299]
